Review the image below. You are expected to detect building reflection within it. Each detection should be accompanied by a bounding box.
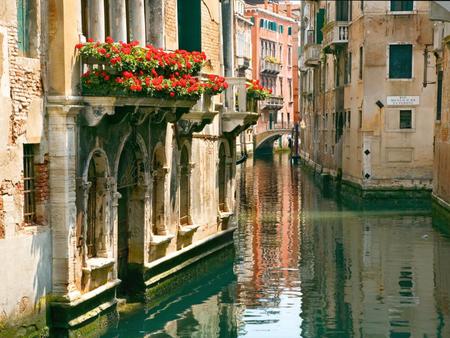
[299,171,450,338]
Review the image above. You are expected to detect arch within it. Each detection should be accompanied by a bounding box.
[179,144,190,225]
[152,142,167,235]
[84,149,110,259]
[218,142,228,212]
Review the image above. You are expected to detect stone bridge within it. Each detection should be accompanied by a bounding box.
[254,125,292,154]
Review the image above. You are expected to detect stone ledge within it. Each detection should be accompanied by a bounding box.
[82,257,115,273]
[218,211,233,220]
[178,224,200,236]
[150,234,175,245]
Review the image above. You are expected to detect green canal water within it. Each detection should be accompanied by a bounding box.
[105,153,450,337]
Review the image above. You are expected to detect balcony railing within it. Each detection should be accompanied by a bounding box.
[260,95,284,110]
[237,56,251,70]
[303,44,321,67]
[322,21,349,47]
[222,77,259,134]
[260,60,282,75]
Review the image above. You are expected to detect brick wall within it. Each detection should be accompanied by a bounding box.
[201,1,221,74]
[165,0,178,50]
[7,27,42,145]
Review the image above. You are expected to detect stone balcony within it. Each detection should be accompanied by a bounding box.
[221,77,259,134]
[260,60,282,75]
[236,56,251,70]
[260,95,284,111]
[322,21,349,48]
[303,44,321,67]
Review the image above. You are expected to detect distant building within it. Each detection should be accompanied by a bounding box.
[299,0,436,195]
[246,0,300,154]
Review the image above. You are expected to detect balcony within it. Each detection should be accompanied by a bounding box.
[322,21,349,48]
[221,77,259,134]
[236,56,251,70]
[303,44,321,67]
[260,60,282,75]
[260,95,284,110]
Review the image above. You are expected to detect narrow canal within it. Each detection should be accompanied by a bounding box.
[106,153,450,337]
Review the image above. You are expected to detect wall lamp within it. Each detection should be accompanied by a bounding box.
[375,100,384,109]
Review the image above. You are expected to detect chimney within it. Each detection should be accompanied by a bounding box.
[264,0,268,9]
[286,3,292,18]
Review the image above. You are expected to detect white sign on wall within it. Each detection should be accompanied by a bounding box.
[386,96,420,106]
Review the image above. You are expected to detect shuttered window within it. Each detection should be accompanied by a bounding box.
[437,70,443,121]
[17,0,30,55]
[178,0,201,51]
[390,1,413,12]
[23,144,36,224]
[389,44,412,79]
[316,9,325,44]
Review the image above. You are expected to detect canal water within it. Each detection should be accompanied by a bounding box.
[105,153,450,338]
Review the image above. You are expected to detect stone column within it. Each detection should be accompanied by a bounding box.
[128,0,146,44]
[88,0,105,41]
[47,101,82,301]
[145,0,164,48]
[109,0,127,41]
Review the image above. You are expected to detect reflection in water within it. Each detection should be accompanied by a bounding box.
[106,153,450,338]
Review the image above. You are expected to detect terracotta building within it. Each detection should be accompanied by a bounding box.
[299,0,436,197]
[246,0,300,154]
[0,0,257,336]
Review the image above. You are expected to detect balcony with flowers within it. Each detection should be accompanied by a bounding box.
[76,38,228,127]
[260,56,282,75]
[221,79,268,134]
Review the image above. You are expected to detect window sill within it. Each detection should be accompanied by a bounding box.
[385,129,416,133]
[83,257,115,273]
[178,224,200,236]
[386,77,414,82]
[150,234,175,245]
[388,10,416,16]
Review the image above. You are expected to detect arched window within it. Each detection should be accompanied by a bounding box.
[152,145,167,235]
[218,143,227,212]
[85,151,109,258]
[179,146,190,225]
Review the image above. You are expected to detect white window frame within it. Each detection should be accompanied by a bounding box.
[386,42,414,81]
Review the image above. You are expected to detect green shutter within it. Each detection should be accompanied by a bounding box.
[288,27,292,35]
[260,19,264,27]
[17,0,29,54]
[391,0,413,11]
[316,9,325,44]
[389,44,412,79]
[177,0,201,51]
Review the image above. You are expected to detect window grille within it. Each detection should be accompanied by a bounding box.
[23,144,36,224]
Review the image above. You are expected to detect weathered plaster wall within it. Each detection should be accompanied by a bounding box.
[0,0,51,330]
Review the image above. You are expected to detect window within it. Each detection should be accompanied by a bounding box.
[437,70,443,121]
[345,52,352,84]
[359,110,362,129]
[260,19,264,27]
[288,79,292,101]
[288,27,292,36]
[336,0,349,21]
[316,8,325,44]
[288,46,292,66]
[359,46,363,80]
[389,44,413,79]
[399,110,412,129]
[390,1,413,12]
[23,144,36,224]
[17,0,31,55]
[279,25,284,34]
[178,0,201,51]
[348,110,351,128]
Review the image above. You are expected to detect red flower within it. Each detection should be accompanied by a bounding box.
[170,92,175,97]
[75,43,84,49]
[97,48,106,55]
[87,38,94,43]
[122,71,133,78]
[115,77,124,83]
[105,36,114,44]
[104,75,110,81]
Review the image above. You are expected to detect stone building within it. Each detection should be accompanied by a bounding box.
[0,0,257,336]
[430,1,450,215]
[246,0,300,154]
[299,0,436,196]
